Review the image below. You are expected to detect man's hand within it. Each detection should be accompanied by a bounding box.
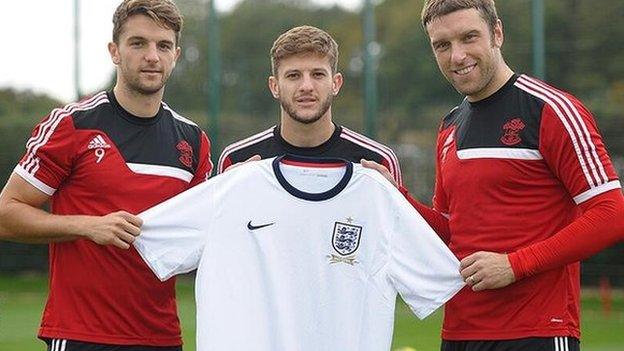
[79,211,143,249]
[460,251,516,291]
[360,159,398,188]
[224,155,261,172]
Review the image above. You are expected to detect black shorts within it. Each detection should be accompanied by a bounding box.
[441,337,580,351]
[44,339,182,351]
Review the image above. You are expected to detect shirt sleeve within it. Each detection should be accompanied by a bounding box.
[387,191,464,319]
[217,151,233,175]
[509,189,624,279]
[379,148,403,187]
[507,90,623,279]
[14,111,77,195]
[134,179,216,281]
[432,123,453,217]
[190,130,214,187]
[539,93,620,204]
[399,186,451,244]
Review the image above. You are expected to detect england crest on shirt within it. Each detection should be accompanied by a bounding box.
[332,222,362,256]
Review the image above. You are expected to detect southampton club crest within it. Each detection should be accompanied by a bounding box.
[328,221,362,265]
[500,118,526,146]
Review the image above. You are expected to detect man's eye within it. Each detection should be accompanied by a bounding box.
[435,43,449,51]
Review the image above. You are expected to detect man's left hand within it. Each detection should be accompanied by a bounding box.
[460,251,516,291]
[360,159,398,188]
[223,155,261,172]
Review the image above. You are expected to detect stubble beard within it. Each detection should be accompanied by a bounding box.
[280,93,334,125]
[455,61,496,98]
[448,43,499,99]
[120,66,169,96]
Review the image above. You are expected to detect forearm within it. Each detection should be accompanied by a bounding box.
[509,190,624,279]
[0,200,84,243]
[399,186,451,244]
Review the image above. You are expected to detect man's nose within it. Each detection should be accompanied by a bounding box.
[298,73,314,91]
[450,43,468,65]
[144,43,160,63]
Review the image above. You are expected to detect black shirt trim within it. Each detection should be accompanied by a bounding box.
[106,91,164,126]
[273,123,342,156]
[468,74,519,108]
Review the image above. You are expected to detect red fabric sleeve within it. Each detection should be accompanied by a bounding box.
[509,189,624,279]
[189,131,213,187]
[399,186,451,244]
[432,123,453,216]
[538,92,619,203]
[16,113,76,194]
[509,87,624,280]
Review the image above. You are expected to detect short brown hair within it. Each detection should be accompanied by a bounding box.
[421,0,499,35]
[270,25,339,76]
[112,0,183,44]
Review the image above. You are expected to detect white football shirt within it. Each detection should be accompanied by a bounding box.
[135,155,464,351]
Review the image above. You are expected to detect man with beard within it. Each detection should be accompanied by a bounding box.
[217,25,401,185]
[0,1,212,350]
[364,0,624,350]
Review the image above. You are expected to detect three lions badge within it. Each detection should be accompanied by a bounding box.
[328,221,362,265]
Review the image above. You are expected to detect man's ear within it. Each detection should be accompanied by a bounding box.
[332,72,344,96]
[268,76,280,99]
[172,46,181,68]
[108,42,120,64]
[493,19,504,49]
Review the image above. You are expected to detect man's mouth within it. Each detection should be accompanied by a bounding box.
[454,64,477,76]
[295,96,317,104]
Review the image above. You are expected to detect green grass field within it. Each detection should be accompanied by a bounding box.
[1,275,622,351]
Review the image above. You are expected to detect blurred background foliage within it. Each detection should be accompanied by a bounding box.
[0,0,622,282]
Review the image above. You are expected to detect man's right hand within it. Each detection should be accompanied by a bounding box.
[80,211,143,249]
[0,173,142,248]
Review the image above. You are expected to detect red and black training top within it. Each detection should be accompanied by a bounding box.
[217,124,402,187]
[426,74,622,340]
[15,91,212,346]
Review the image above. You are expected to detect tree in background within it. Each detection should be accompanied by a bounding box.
[1,0,623,273]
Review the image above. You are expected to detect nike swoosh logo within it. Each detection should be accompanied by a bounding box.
[247,221,275,230]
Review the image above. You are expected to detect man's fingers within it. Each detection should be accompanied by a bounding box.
[126,214,143,228]
[460,253,483,280]
[471,278,487,291]
[116,211,143,228]
[361,159,386,173]
[464,273,479,286]
[112,237,131,250]
[224,155,261,172]
[116,229,137,244]
[459,252,480,270]
[460,252,516,291]
[460,265,479,280]
[110,211,141,235]
[360,159,398,188]
[360,159,378,169]
[118,221,141,236]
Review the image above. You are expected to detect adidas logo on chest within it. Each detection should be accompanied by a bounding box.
[88,135,111,149]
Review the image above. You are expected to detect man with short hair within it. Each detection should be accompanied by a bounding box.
[0,1,211,350]
[366,1,624,350]
[217,25,402,184]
